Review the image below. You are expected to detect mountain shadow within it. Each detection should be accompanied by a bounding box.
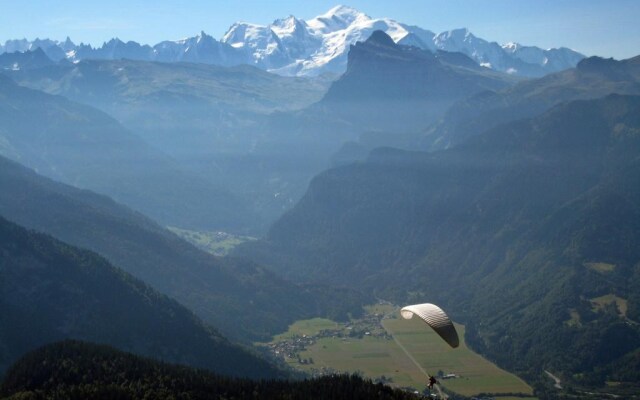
[0,217,283,379]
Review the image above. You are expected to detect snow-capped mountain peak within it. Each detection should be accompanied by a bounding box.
[307,5,370,34]
[271,15,311,42]
[222,22,256,48]
[502,42,520,52]
[272,15,305,31]
[434,28,480,48]
[319,5,369,24]
[1,5,585,78]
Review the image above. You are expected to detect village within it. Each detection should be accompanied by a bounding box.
[264,306,461,390]
[265,309,394,368]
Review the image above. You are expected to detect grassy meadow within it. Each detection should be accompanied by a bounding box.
[267,307,534,398]
[168,227,255,256]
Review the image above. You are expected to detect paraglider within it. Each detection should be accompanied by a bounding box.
[428,375,438,389]
[400,303,459,348]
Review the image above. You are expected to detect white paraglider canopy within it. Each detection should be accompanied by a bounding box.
[400,303,459,348]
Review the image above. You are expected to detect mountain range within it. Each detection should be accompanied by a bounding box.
[1,5,584,77]
[424,54,640,150]
[237,94,640,393]
[3,59,331,233]
[255,30,517,167]
[3,31,516,234]
[0,73,256,232]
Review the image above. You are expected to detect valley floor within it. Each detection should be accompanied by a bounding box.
[261,304,535,399]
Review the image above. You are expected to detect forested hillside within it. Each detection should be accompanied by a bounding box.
[0,155,369,342]
[238,95,640,394]
[0,341,420,400]
[0,217,283,379]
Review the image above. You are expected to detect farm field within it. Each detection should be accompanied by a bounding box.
[265,305,534,398]
[384,318,533,396]
[168,227,255,256]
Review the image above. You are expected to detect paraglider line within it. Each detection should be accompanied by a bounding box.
[383,321,448,400]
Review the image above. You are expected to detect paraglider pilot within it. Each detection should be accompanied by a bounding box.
[428,375,437,390]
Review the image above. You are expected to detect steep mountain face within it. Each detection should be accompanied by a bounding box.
[237,95,640,393]
[318,31,514,134]
[184,31,514,233]
[154,31,247,65]
[0,74,254,232]
[1,6,584,77]
[0,341,419,400]
[0,217,283,379]
[0,155,368,341]
[222,22,293,70]
[434,28,585,77]
[259,30,515,163]
[80,38,154,61]
[0,48,54,71]
[0,38,67,61]
[425,55,640,150]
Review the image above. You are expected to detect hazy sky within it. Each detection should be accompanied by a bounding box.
[1,0,639,59]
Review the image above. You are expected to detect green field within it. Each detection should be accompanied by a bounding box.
[584,262,616,273]
[384,318,533,396]
[268,309,534,398]
[590,294,629,317]
[168,227,255,256]
[272,318,339,341]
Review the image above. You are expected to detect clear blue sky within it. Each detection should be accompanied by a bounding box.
[1,0,638,59]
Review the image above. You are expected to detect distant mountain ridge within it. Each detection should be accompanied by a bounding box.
[424,54,640,150]
[1,5,584,77]
[0,73,254,232]
[3,58,332,233]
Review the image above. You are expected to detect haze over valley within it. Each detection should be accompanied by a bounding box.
[1,3,639,399]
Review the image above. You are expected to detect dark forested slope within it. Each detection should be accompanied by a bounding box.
[0,218,282,379]
[0,155,368,342]
[0,341,419,400]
